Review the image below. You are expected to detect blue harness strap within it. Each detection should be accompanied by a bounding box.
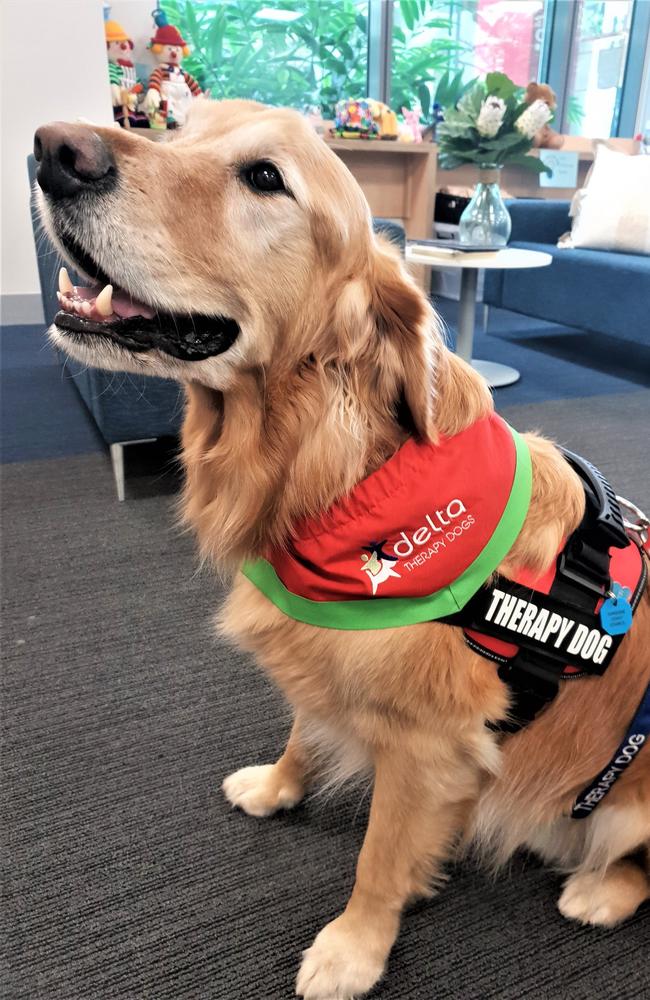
[571,678,650,818]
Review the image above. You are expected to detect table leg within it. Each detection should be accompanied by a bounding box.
[455,268,520,388]
[456,268,478,362]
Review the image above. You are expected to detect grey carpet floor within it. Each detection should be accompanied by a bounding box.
[3,392,650,1000]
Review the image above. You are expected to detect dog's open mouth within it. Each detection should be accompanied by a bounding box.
[53,259,240,363]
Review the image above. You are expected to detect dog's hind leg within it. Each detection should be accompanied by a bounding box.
[558,858,650,926]
[222,714,313,818]
[558,802,650,926]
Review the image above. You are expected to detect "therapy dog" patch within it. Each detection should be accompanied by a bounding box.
[483,586,613,666]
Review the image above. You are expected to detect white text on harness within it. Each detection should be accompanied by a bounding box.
[484,588,613,665]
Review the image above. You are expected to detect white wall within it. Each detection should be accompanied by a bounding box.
[1,1,113,323]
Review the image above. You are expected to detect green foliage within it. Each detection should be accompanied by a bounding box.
[161,0,476,127]
[433,69,477,110]
[160,0,368,117]
[484,72,518,101]
[391,0,470,122]
[437,74,552,173]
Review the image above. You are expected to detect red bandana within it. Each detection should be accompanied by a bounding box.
[243,413,532,630]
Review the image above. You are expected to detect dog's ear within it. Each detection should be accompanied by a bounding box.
[369,241,438,441]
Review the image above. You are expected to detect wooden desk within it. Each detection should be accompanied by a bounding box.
[323,139,437,241]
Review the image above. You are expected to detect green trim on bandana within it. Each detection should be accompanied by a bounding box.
[242,425,532,630]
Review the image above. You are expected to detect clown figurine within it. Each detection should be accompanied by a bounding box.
[144,13,202,130]
[105,19,142,128]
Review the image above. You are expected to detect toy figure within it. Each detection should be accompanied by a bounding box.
[401,107,423,144]
[369,101,399,140]
[144,13,202,129]
[331,99,378,139]
[524,82,564,149]
[105,19,143,128]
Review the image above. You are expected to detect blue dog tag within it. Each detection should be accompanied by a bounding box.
[600,582,633,636]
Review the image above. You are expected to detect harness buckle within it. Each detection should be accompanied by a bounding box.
[616,494,650,548]
[556,540,608,599]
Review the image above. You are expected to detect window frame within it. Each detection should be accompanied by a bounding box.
[618,0,650,136]
[367,0,393,105]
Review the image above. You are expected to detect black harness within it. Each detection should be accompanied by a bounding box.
[445,452,647,733]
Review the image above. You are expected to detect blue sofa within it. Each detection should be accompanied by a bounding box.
[484,200,650,346]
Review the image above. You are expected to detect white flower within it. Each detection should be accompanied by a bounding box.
[476,96,506,138]
[515,99,553,138]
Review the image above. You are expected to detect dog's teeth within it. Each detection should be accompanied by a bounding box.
[57,291,63,303]
[73,300,83,315]
[58,267,74,295]
[95,284,113,317]
[82,301,92,317]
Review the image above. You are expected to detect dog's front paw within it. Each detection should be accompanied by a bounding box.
[558,864,649,927]
[222,764,303,818]
[296,917,386,999]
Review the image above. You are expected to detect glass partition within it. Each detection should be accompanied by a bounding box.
[161,0,369,117]
[390,0,547,119]
[162,0,646,138]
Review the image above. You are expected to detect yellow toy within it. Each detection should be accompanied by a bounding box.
[369,101,399,141]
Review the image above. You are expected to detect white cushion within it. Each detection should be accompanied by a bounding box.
[559,143,650,254]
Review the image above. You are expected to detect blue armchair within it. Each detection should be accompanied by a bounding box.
[484,199,650,346]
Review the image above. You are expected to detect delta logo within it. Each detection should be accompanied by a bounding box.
[359,499,475,594]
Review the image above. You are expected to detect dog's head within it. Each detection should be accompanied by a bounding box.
[36,98,439,438]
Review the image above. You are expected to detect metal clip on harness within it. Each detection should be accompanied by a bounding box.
[616,495,650,550]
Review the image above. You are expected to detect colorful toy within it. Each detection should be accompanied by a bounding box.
[144,10,202,130]
[104,18,143,128]
[331,99,378,140]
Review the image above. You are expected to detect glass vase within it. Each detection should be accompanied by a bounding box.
[459,165,511,247]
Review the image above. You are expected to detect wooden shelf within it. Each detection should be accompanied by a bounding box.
[324,138,436,155]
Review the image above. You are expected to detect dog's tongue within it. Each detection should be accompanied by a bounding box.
[56,267,155,323]
[111,289,155,319]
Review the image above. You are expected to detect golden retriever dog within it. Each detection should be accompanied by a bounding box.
[36,99,650,999]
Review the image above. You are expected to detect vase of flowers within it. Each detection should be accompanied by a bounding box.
[437,73,553,247]
[459,164,511,245]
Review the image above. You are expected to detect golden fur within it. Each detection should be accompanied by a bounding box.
[42,100,649,999]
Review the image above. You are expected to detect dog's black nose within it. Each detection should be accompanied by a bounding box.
[34,123,116,200]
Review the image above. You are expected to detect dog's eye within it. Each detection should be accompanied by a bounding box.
[243,161,286,194]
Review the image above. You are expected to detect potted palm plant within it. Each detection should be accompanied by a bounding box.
[437,72,553,246]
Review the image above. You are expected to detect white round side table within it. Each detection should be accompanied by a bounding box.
[405,246,552,387]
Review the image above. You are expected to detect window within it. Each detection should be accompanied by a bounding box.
[161,0,649,138]
[390,0,547,120]
[161,0,369,118]
[562,0,634,136]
